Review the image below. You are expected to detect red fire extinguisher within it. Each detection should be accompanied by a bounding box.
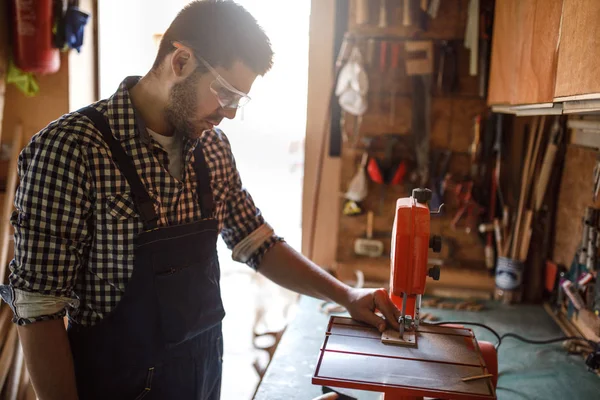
[11,0,60,74]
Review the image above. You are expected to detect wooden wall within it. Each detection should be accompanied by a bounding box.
[301,0,342,267]
[332,0,494,287]
[554,142,600,266]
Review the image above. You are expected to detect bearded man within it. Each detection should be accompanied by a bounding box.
[0,1,400,399]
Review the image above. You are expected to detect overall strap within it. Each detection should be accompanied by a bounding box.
[78,106,159,230]
[192,144,215,218]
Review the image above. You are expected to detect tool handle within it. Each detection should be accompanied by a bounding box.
[380,41,388,72]
[355,0,370,25]
[366,211,374,239]
[378,0,388,28]
[403,0,412,26]
[366,38,376,68]
[390,42,401,70]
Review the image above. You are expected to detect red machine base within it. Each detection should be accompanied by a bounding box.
[312,317,498,400]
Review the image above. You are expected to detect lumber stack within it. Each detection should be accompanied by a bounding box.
[494,115,563,303]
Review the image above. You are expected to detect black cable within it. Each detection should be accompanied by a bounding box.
[426,321,502,346]
[426,320,597,351]
[498,333,596,349]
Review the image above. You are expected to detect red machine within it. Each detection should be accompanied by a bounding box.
[390,188,442,338]
[313,188,499,400]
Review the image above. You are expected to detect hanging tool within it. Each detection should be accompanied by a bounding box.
[418,0,429,30]
[479,2,494,98]
[356,0,370,25]
[345,152,369,203]
[446,178,484,234]
[464,0,479,76]
[437,41,457,94]
[389,42,401,126]
[470,115,481,178]
[354,211,384,258]
[402,0,412,26]
[405,41,434,187]
[429,149,451,211]
[367,139,407,215]
[427,0,441,18]
[378,40,388,114]
[378,0,388,28]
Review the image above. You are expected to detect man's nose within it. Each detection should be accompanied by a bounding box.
[220,107,237,120]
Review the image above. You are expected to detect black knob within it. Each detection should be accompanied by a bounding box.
[428,266,441,281]
[429,236,442,253]
[412,188,432,204]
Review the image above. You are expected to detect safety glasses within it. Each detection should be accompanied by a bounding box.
[172,41,251,109]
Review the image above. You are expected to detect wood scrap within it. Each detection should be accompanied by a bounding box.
[534,117,562,210]
[461,373,493,382]
[511,116,539,259]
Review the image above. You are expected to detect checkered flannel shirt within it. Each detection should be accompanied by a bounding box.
[1,77,284,326]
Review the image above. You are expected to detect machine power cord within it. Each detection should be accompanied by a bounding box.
[426,321,600,371]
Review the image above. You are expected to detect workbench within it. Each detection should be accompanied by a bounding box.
[254,296,600,400]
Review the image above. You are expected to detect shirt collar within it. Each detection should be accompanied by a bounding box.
[105,76,146,142]
[105,76,218,148]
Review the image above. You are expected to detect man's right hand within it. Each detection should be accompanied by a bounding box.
[17,319,79,400]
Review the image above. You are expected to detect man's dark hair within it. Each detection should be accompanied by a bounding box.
[152,0,274,76]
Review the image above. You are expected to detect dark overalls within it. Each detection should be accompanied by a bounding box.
[67,107,225,399]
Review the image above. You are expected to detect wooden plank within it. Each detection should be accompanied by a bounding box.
[514,0,563,104]
[487,0,520,105]
[555,0,600,98]
[554,144,599,265]
[301,0,341,267]
[0,125,23,284]
[511,117,539,259]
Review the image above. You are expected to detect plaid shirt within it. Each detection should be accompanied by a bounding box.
[2,77,283,326]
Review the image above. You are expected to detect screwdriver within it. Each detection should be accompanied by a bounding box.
[379,40,388,115]
[389,42,401,126]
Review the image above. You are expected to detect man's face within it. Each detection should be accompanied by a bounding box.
[165,58,257,138]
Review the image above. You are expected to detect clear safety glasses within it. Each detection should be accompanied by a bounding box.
[172,41,251,109]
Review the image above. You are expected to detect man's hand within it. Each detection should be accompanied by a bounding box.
[257,243,401,333]
[342,288,401,333]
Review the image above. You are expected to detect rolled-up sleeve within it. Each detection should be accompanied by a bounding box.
[0,124,93,325]
[218,134,284,270]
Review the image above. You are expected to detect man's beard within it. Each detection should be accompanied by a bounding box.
[164,71,203,139]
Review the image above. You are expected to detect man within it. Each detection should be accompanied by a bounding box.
[0,1,401,399]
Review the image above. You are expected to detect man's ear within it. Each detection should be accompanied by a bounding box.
[170,48,195,78]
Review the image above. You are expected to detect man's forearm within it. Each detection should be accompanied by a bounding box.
[257,241,352,306]
[17,319,78,400]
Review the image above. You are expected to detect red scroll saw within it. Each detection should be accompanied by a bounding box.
[313,189,498,400]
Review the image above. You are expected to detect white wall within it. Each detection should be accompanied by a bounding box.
[98,0,310,250]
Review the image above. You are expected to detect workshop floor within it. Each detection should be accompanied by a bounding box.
[218,239,300,400]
